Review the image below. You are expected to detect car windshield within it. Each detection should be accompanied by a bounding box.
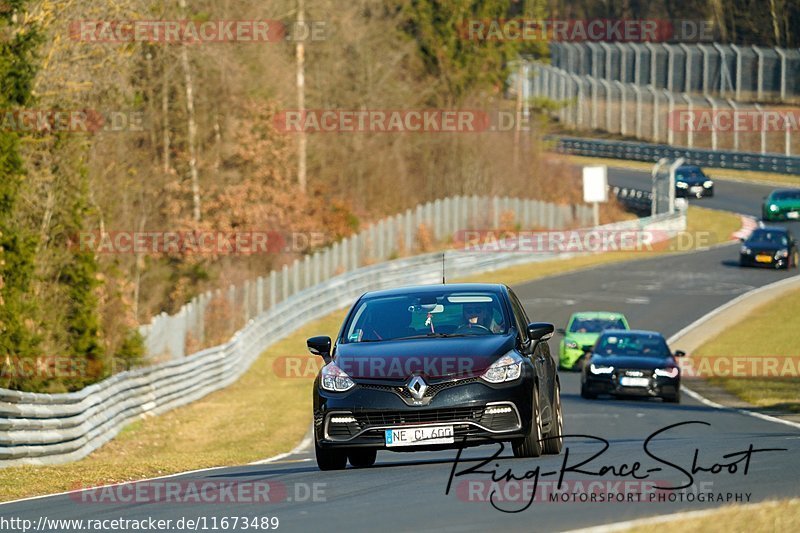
[676,167,704,180]
[749,230,788,246]
[594,333,669,358]
[771,190,800,201]
[342,290,508,343]
[569,317,626,333]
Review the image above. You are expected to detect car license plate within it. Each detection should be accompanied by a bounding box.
[691,186,703,193]
[385,425,454,447]
[756,254,773,263]
[788,212,799,219]
[620,377,649,387]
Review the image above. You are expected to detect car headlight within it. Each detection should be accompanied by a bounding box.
[320,362,355,392]
[676,181,688,189]
[740,245,751,255]
[565,340,579,350]
[589,363,614,374]
[481,353,523,383]
[777,249,789,258]
[703,180,713,188]
[654,367,680,378]
[769,204,779,212]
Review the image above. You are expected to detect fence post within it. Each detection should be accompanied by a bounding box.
[256,277,264,315]
[281,265,289,302]
[269,270,277,308]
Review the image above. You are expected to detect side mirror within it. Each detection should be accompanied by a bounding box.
[674,350,686,358]
[556,328,567,335]
[307,336,332,359]
[528,322,555,341]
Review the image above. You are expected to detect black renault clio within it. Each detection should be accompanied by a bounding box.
[308,283,562,470]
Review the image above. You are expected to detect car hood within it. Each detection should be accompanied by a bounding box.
[334,334,516,380]
[564,332,601,348]
[745,241,785,252]
[767,199,800,210]
[677,176,707,186]
[589,354,675,370]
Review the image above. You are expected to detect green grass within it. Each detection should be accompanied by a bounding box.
[0,206,743,502]
[624,499,800,533]
[693,286,800,413]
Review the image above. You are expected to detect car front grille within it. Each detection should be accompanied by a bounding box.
[358,376,481,400]
[325,404,520,441]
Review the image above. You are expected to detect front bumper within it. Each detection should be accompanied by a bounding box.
[313,374,533,450]
[762,209,800,221]
[583,370,679,399]
[740,253,788,269]
[676,185,713,198]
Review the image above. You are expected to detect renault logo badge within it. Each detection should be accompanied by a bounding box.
[407,375,427,400]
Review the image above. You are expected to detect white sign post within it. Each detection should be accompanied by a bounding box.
[583,165,608,227]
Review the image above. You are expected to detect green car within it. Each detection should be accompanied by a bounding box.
[558,312,630,370]
[762,189,800,221]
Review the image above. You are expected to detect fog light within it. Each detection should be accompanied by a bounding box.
[484,406,513,415]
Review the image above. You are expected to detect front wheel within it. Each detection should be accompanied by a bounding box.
[580,382,596,400]
[348,449,377,468]
[543,382,563,455]
[315,441,347,471]
[512,385,543,458]
[664,393,680,404]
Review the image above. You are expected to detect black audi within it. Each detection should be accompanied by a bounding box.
[739,226,798,269]
[674,165,714,198]
[308,283,562,470]
[580,330,684,403]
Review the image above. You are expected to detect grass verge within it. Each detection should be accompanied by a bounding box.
[624,499,800,533]
[693,286,800,413]
[0,206,741,502]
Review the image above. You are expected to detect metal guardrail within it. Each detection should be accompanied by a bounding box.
[0,212,685,467]
[551,136,800,175]
[612,186,653,216]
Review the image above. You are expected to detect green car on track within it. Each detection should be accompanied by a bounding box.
[558,312,630,370]
[762,189,800,221]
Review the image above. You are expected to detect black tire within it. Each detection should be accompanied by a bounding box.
[512,385,543,458]
[580,383,597,400]
[348,449,377,468]
[315,441,347,471]
[542,382,563,455]
[664,394,680,404]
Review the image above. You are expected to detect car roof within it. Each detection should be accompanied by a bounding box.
[750,226,788,234]
[361,283,506,299]
[570,311,627,320]
[770,188,800,194]
[677,165,702,171]
[599,329,664,338]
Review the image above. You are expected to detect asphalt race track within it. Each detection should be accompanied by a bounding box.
[2,169,799,533]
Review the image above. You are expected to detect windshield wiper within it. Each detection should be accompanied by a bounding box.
[392,333,467,340]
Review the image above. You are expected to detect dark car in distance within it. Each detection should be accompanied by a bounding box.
[739,226,798,270]
[581,330,684,403]
[308,283,563,470]
[674,165,714,198]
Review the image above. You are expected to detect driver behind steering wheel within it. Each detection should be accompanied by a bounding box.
[461,301,502,333]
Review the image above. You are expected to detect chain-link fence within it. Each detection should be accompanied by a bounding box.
[139,196,595,361]
[549,42,800,103]
[531,63,800,157]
